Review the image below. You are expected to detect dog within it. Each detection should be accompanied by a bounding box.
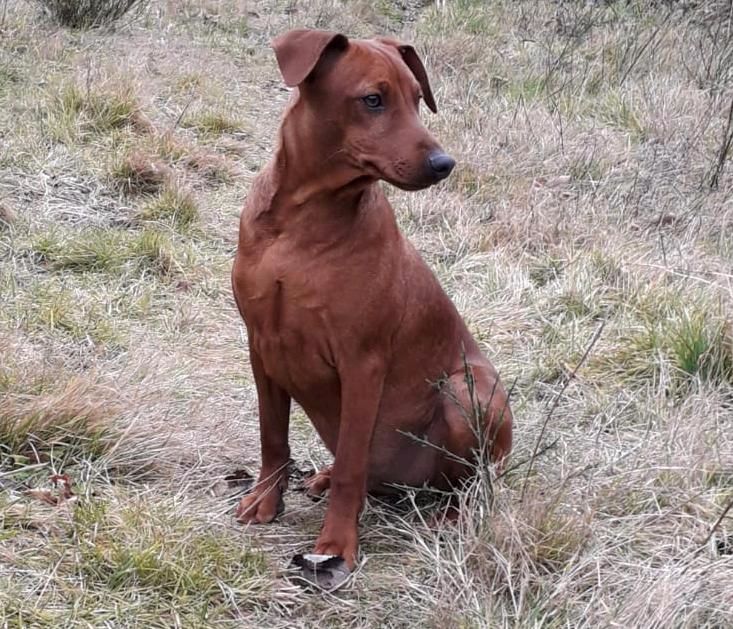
[231,28,513,576]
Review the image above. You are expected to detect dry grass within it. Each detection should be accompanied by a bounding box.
[109,148,172,195]
[35,0,148,29]
[1,0,732,627]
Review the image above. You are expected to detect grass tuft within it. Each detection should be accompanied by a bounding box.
[27,227,183,279]
[30,229,129,273]
[130,228,178,276]
[46,82,149,143]
[667,310,733,386]
[138,186,199,231]
[182,109,243,136]
[3,1,733,625]
[35,0,148,29]
[108,149,171,195]
[0,374,119,464]
[155,132,235,182]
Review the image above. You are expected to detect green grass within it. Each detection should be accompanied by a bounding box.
[73,498,266,599]
[667,309,733,385]
[0,489,269,626]
[505,76,546,102]
[182,109,243,136]
[585,291,733,390]
[27,227,183,277]
[31,229,129,272]
[45,82,145,143]
[421,0,496,37]
[139,186,199,230]
[594,90,647,141]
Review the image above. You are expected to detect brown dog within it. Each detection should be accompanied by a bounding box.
[231,29,512,573]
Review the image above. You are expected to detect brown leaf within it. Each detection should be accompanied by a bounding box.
[25,489,60,506]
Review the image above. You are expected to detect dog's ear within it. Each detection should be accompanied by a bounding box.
[397,45,437,114]
[272,29,349,87]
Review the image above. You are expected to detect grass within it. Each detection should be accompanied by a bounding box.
[45,81,149,143]
[109,135,235,195]
[181,109,244,136]
[0,488,271,626]
[1,0,733,626]
[26,226,184,277]
[139,186,199,230]
[0,373,116,462]
[109,149,171,195]
[35,0,148,29]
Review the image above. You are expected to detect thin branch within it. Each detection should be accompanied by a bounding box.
[520,320,606,503]
[709,96,733,190]
[700,495,733,550]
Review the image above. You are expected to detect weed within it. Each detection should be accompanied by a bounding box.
[667,310,733,386]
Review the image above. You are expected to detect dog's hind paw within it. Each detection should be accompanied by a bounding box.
[303,466,331,501]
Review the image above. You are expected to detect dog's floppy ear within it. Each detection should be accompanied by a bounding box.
[397,45,437,113]
[271,29,349,87]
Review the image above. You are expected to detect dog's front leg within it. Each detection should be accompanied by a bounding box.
[313,355,385,570]
[236,347,292,524]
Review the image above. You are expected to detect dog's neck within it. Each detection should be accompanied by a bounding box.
[248,97,401,248]
[273,100,376,210]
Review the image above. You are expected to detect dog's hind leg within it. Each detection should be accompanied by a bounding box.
[437,364,513,482]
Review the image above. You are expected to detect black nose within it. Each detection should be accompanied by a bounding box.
[427,152,456,181]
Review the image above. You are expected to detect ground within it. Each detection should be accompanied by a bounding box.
[0,0,732,627]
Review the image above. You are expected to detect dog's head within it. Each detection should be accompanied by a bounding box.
[272,29,454,191]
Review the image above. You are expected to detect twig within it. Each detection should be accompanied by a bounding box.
[172,93,196,131]
[496,436,559,481]
[619,10,674,86]
[699,494,733,550]
[680,492,733,576]
[520,320,606,503]
[709,96,733,190]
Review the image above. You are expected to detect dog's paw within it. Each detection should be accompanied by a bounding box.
[313,528,358,570]
[235,490,284,524]
[303,466,331,501]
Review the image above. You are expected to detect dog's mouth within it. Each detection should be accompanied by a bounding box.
[384,176,437,192]
[357,157,443,192]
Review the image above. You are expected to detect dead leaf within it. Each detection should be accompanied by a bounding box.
[25,473,75,506]
[289,553,352,592]
[25,489,60,506]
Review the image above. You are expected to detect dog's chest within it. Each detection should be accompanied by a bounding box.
[234,246,338,391]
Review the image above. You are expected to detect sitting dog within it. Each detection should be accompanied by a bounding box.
[231,28,513,575]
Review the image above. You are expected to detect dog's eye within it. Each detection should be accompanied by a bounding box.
[362,94,383,110]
